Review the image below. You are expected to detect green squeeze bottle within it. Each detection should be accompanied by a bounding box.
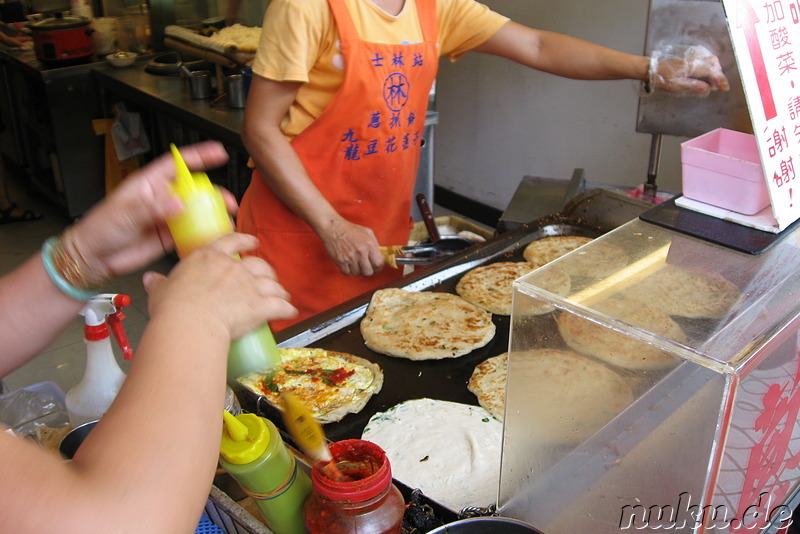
[165,144,281,382]
[220,411,312,534]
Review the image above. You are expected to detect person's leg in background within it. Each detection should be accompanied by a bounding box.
[0,155,42,225]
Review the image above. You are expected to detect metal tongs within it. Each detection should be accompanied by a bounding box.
[382,237,478,265]
[380,194,480,267]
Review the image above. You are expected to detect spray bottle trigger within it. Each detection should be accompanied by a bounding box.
[107,305,133,361]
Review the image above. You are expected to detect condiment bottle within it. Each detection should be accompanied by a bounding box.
[219,411,312,534]
[165,144,281,382]
[303,439,405,534]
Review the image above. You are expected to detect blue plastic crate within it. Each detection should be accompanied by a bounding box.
[195,513,226,534]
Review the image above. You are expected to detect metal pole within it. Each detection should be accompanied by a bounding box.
[644,133,662,202]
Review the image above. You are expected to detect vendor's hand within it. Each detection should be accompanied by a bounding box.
[320,218,385,277]
[69,141,233,279]
[650,45,730,97]
[143,233,297,340]
[0,34,29,48]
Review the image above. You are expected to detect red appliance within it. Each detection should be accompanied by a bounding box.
[30,13,94,63]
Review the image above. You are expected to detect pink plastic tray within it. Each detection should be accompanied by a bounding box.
[681,128,769,215]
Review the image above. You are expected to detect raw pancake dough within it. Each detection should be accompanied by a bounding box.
[362,398,502,511]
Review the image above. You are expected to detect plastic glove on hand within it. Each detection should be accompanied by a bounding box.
[649,45,730,97]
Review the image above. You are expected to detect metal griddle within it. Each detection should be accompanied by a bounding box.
[232,215,605,445]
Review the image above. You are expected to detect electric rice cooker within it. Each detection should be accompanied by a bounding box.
[30,13,94,63]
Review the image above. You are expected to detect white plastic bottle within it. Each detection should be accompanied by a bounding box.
[65,294,133,427]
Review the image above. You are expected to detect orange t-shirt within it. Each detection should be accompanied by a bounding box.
[251,0,508,139]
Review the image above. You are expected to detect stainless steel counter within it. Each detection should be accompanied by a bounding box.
[91,56,256,199]
[0,49,106,218]
[93,59,246,151]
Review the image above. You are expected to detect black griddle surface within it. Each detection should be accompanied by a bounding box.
[235,220,602,445]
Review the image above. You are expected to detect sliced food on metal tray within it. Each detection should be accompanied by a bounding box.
[236,348,383,424]
[361,398,502,512]
[206,24,261,52]
[361,288,495,360]
[468,350,634,445]
[556,297,685,371]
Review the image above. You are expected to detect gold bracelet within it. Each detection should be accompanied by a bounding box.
[65,228,112,287]
[50,229,111,291]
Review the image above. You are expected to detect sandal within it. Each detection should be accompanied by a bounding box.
[0,202,43,225]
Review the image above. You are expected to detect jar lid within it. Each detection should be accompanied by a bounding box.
[311,439,393,501]
[32,15,90,30]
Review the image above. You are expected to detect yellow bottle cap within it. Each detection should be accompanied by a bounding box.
[166,144,231,258]
[220,411,272,464]
[170,144,216,199]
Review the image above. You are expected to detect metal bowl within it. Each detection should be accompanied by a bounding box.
[427,517,543,534]
[107,51,137,67]
[58,420,98,459]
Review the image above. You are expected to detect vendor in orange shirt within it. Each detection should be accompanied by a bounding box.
[238,0,730,331]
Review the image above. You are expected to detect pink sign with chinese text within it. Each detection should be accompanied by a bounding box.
[723,0,800,230]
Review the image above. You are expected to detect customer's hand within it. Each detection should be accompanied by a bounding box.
[650,45,730,97]
[143,233,297,340]
[69,141,233,279]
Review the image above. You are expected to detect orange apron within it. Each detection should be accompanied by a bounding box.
[238,0,439,331]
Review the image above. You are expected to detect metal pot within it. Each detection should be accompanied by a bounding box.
[30,13,94,63]
[427,517,543,534]
[58,419,97,459]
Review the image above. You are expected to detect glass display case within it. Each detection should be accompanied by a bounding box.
[502,218,800,533]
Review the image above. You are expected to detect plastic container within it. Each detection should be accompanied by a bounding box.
[92,17,118,55]
[219,412,311,534]
[165,145,281,381]
[681,128,770,215]
[65,294,133,427]
[505,218,800,532]
[304,439,404,534]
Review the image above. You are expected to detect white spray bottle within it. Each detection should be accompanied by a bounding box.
[65,293,133,427]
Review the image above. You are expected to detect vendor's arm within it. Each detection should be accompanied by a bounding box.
[0,233,296,534]
[242,75,385,277]
[0,142,232,376]
[474,21,730,96]
[0,26,29,48]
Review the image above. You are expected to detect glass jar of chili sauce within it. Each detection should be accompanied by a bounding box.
[303,439,404,533]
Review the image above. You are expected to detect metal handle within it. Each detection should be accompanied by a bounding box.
[415,193,440,242]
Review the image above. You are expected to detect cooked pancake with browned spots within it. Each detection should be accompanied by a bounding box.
[557,297,685,371]
[361,288,496,360]
[620,264,740,319]
[456,262,540,315]
[523,235,594,265]
[237,348,383,424]
[469,349,635,444]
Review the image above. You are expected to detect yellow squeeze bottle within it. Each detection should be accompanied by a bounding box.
[220,411,311,534]
[166,145,281,381]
